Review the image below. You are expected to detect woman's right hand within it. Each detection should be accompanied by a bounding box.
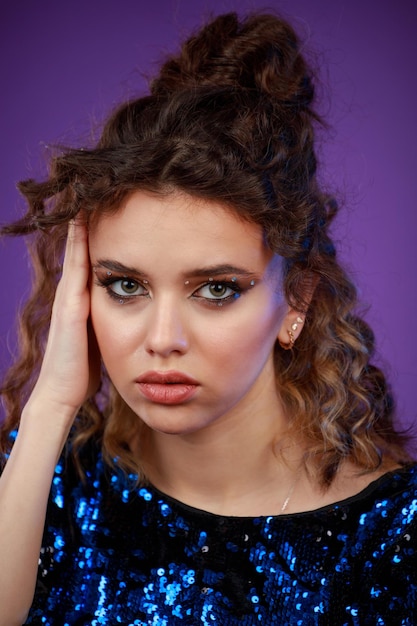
[25,214,100,425]
[0,214,101,625]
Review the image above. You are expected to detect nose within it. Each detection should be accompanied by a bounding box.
[144,295,189,357]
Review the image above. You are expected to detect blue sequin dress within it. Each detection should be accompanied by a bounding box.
[24,445,417,625]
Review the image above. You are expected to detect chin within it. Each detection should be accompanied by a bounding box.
[126,399,224,437]
[138,412,213,437]
[150,421,206,437]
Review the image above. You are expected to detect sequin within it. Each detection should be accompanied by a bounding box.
[23,445,417,625]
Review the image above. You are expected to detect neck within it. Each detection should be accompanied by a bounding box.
[143,398,303,516]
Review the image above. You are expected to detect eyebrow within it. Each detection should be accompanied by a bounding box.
[93,259,257,279]
[185,264,256,279]
[93,259,146,276]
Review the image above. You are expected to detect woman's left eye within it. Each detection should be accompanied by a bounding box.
[194,281,241,303]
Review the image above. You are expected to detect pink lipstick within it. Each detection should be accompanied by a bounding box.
[135,371,199,405]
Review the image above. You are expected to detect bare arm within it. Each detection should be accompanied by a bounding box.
[0,218,97,625]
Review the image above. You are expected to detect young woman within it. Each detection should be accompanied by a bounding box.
[0,12,415,626]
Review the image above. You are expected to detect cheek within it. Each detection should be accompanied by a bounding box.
[206,298,286,366]
[90,296,129,364]
[90,295,107,348]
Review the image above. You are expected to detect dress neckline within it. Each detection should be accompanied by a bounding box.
[146,463,417,521]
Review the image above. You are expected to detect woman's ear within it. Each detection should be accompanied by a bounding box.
[277,272,318,350]
[277,311,306,350]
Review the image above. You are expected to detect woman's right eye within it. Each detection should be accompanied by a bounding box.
[95,275,149,302]
[108,278,146,298]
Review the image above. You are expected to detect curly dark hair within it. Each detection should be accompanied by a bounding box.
[0,12,410,485]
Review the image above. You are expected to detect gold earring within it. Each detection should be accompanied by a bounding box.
[291,316,305,332]
[279,329,295,350]
[279,316,304,350]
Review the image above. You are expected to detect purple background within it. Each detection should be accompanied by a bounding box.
[1,0,416,444]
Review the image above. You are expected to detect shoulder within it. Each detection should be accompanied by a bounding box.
[311,463,417,556]
[288,458,417,517]
[323,462,417,520]
[349,462,417,507]
[47,436,121,525]
[356,463,417,525]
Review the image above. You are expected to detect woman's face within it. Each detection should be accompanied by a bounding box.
[89,190,290,436]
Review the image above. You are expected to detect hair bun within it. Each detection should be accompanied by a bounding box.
[152,12,314,110]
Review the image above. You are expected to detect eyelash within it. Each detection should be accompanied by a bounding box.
[193,281,243,306]
[94,276,244,307]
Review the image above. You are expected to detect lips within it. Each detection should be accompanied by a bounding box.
[135,371,199,405]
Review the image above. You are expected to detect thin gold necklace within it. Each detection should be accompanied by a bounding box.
[280,469,301,513]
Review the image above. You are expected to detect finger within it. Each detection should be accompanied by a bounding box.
[61,214,90,291]
[50,216,91,335]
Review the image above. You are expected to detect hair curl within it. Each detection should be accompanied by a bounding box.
[0,12,411,485]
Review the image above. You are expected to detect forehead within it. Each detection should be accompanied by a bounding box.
[89,190,272,269]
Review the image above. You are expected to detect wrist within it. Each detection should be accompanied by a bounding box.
[20,398,78,444]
